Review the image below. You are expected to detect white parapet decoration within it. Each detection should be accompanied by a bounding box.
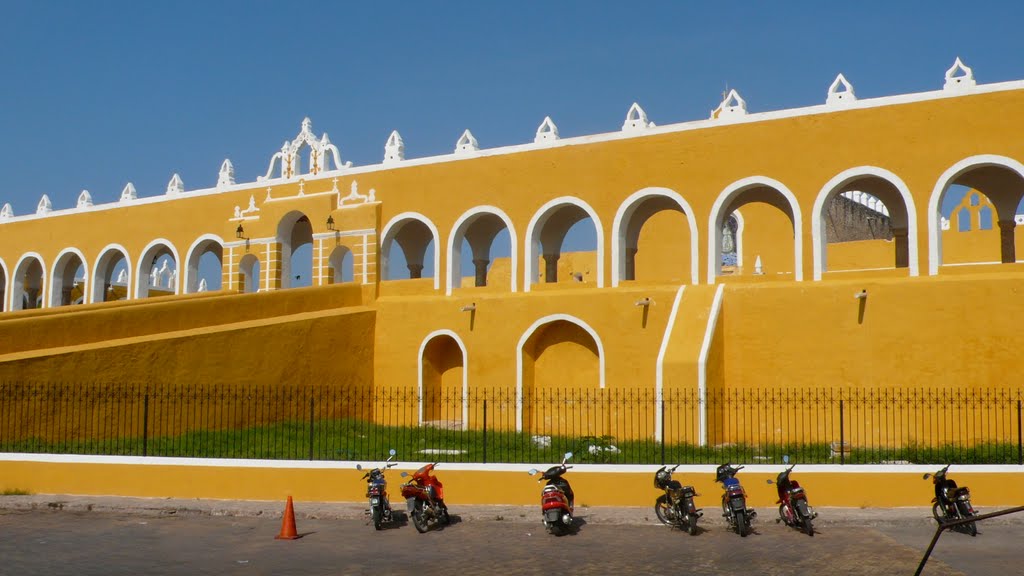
[454,129,479,154]
[77,190,93,208]
[712,89,747,119]
[36,194,52,215]
[383,130,405,164]
[260,118,351,181]
[197,278,208,292]
[826,73,857,106]
[166,173,185,195]
[534,116,559,144]
[0,203,12,219]
[218,159,236,188]
[120,183,137,202]
[622,102,654,131]
[944,57,976,91]
[115,269,129,285]
[841,190,890,217]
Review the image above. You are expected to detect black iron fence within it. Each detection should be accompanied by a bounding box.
[1,383,1021,465]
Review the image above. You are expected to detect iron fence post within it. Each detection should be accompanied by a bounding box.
[1017,399,1022,466]
[309,396,315,461]
[482,399,488,464]
[839,398,845,466]
[142,393,149,457]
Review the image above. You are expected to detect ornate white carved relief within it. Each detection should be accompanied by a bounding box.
[454,129,479,154]
[120,183,137,202]
[711,89,747,119]
[338,180,376,208]
[197,278,208,292]
[826,73,857,106]
[166,173,185,195]
[944,57,976,91]
[260,117,351,181]
[534,116,559,144]
[36,194,52,215]
[0,203,12,219]
[77,190,93,208]
[622,102,654,131]
[383,130,405,164]
[218,159,236,188]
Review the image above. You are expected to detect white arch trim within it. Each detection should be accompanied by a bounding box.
[380,211,441,290]
[928,155,1024,275]
[707,176,803,284]
[0,256,8,312]
[10,252,46,311]
[134,238,182,298]
[416,329,469,430]
[515,313,606,431]
[90,243,132,304]
[812,166,919,281]
[184,234,225,294]
[523,196,605,292]
[49,247,89,308]
[445,206,518,295]
[611,187,700,287]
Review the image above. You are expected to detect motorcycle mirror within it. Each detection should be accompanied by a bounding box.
[564,452,573,460]
[400,472,409,477]
[783,454,790,464]
[923,473,931,479]
[528,469,538,476]
[356,464,363,471]
[389,448,396,456]
[766,479,774,484]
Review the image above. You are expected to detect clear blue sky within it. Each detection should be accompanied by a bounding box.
[2,0,1022,217]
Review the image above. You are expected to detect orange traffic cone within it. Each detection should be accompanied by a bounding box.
[275,495,300,540]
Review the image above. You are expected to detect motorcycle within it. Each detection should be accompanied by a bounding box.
[356,448,398,530]
[653,464,703,535]
[528,452,575,535]
[400,462,450,533]
[715,463,756,537]
[924,464,978,536]
[767,464,817,536]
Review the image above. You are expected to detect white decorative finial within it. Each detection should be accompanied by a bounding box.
[622,102,654,131]
[455,129,479,154]
[36,194,52,215]
[826,73,857,106]
[754,255,763,275]
[198,278,208,292]
[712,89,747,119]
[534,116,559,144]
[218,159,235,187]
[166,173,185,195]
[384,130,405,164]
[116,269,129,284]
[120,183,137,202]
[944,57,976,91]
[0,203,12,219]
[77,190,93,208]
[301,117,313,133]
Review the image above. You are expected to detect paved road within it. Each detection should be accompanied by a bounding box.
[0,506,1016,575]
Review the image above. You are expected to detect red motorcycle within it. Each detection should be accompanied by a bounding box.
[767,464,816,536]
[528,452,575,535]
[400,462,450,533]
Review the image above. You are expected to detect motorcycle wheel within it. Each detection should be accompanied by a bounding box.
[778,504,790,526]
[932,503,944,523]
[956,502,977,537]
[371,507,383,531]
[803,515,814,536]
[412,504,430,534]
[687,512,699,536]
[736,512,748,537]
[654,495,674,527]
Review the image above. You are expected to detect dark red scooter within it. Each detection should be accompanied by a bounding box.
[767,464,817,536]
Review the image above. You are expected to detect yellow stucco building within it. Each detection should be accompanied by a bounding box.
[2,58,1024,450]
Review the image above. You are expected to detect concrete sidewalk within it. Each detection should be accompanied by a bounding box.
[3,494,1024,528]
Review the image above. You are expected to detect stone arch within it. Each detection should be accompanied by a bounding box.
[417,329,468,430]
[380,211,441,289]
[445,206,518,295]
[238,253,261,293]
[611,187,699,286]
[184,234,224,293]
[515,313,605,431]
[707,176,803,284]
[523,197,605,292]
[928,155,1024,275]
[327,245,354,284]
[10,252,45,311]
[0,256,7,312]
[49,248,88,307]
[277,211,314,289]
[812,166,919,280]
[135,239,181,298]
[90,244,131,304]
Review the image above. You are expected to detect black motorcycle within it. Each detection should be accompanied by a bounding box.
[356,448,398,530]
[924,464,978,536]
[716,463,756,537]
[653,464,702,535]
